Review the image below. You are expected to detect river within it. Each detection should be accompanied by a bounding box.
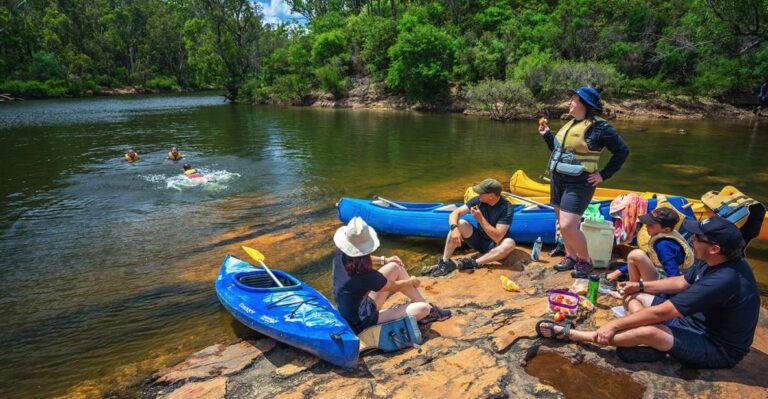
[1,93,766,398]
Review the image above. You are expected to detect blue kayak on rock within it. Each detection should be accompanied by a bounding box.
[336,196,695,244]
[215,255,359,368]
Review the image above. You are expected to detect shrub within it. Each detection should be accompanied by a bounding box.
[267,74,310,105]
[465,79,536,120]
[315,64,348,98]
[29,51,64,80]
[512,55,622,101]
[387,24,457,103]
[146,76,180,91]
[311,30,349,65]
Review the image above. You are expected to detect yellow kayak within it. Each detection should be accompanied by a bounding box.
[508,170,768,241]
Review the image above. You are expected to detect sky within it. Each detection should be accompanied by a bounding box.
[258,0,306,25]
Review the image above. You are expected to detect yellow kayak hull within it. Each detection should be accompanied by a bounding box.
[508,170,768,241]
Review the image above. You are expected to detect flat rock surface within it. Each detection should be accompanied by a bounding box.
[142,249,768,398]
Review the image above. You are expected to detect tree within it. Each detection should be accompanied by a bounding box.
[194,0,265,100]
[387,22,457,103]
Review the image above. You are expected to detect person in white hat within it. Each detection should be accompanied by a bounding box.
[331,217,451,333]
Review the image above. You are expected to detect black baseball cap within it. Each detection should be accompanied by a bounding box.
[682,216,745,251]
[638,207,680,229]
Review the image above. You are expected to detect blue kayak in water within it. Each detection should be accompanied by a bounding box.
[336,196,695,244]
[215,255,359,368]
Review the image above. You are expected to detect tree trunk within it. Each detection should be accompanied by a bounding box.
[390,0,396,20]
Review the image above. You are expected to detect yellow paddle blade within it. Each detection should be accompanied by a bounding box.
[241,246,265,262]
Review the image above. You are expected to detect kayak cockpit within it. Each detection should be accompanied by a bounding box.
[235,270,301,291]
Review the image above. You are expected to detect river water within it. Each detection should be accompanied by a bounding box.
[1,93,767,398]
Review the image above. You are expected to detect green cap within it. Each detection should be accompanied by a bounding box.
[472,178,502,195]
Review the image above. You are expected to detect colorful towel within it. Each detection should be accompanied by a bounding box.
[609,193,648,244]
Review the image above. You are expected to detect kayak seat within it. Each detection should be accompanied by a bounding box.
[238,273,297,288]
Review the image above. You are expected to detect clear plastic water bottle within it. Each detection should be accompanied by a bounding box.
[531,236,542,261]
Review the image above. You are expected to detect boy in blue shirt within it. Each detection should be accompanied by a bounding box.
[606,208,693,284]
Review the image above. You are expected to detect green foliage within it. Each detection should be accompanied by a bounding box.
[455,32,506,82]
[465,79,537,120]
[29,52,65,81]
[387,24,457,103]
[346,14,397,79]
[512,55,622,100]
[0,79,68,98]
[309,12,347,34]
[146,76,181,91]
[311,30,349,65]
[315,64,348,98]
[3,0,768,102]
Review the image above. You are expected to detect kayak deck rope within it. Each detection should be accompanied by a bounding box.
[267,293,329,318]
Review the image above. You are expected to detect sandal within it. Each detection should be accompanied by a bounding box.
[535,319,572,342]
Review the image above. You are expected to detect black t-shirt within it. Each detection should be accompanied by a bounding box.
[331,250,387,330]
[669,258,760,360]
[465,196,514,240]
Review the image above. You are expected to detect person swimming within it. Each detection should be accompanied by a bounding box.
[183,163,197,175]
[124,148,139,162]
[168,146,183,161]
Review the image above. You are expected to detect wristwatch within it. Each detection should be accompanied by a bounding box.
[450,223,458,231]
[380,256,386,265]
[638,279,644,293]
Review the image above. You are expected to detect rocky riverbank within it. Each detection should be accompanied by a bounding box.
[137,248,768,399]
[304,77,757,121]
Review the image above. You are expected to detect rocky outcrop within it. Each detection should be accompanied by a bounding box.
[141,249,768,399]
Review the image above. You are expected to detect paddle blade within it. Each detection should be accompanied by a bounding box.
[242,246,265,262]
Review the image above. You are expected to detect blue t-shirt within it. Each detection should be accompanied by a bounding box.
[669,258,760,361]
[331,251,387,332]
[618,238,684,277]
[465,196,513,241]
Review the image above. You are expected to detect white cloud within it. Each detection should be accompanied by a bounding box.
[258,0,304,25]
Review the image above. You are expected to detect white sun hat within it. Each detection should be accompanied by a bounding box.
[333,217,380,257]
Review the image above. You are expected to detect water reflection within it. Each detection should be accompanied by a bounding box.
[0,94,767,398]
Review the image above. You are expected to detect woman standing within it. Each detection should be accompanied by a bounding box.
[538,86,629,278]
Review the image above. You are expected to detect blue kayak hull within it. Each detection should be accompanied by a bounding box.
[337,196,695,244]
[215,255,359,368]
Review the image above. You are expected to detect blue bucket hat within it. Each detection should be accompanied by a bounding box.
[567,86,602,111]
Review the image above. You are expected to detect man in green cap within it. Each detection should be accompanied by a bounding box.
[431,178,517,277]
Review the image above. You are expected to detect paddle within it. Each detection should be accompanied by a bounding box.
[375,196,407,209]
[502,192,555,210]
[242,246,284,288]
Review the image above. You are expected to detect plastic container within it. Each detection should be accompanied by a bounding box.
[581,220,614,268]
[547,289,580,316]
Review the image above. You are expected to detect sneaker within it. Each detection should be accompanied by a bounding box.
[419,304,452,324]
[553,256,576,272]
[570,259,594,279]
[430,259,457,277]
[616,346,666,363]
[548,241,566,257]
[600,273,617,291]
[457,257,478,271]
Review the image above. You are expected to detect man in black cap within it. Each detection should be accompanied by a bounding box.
[430,178,517,277]
[535,216,760,369]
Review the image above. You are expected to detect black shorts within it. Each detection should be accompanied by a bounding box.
[464,227,496,254]
[550,172,596,215]
[352,296,379,334]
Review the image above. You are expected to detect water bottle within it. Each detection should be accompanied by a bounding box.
[531,236,542,261]
[587,274,600,304]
